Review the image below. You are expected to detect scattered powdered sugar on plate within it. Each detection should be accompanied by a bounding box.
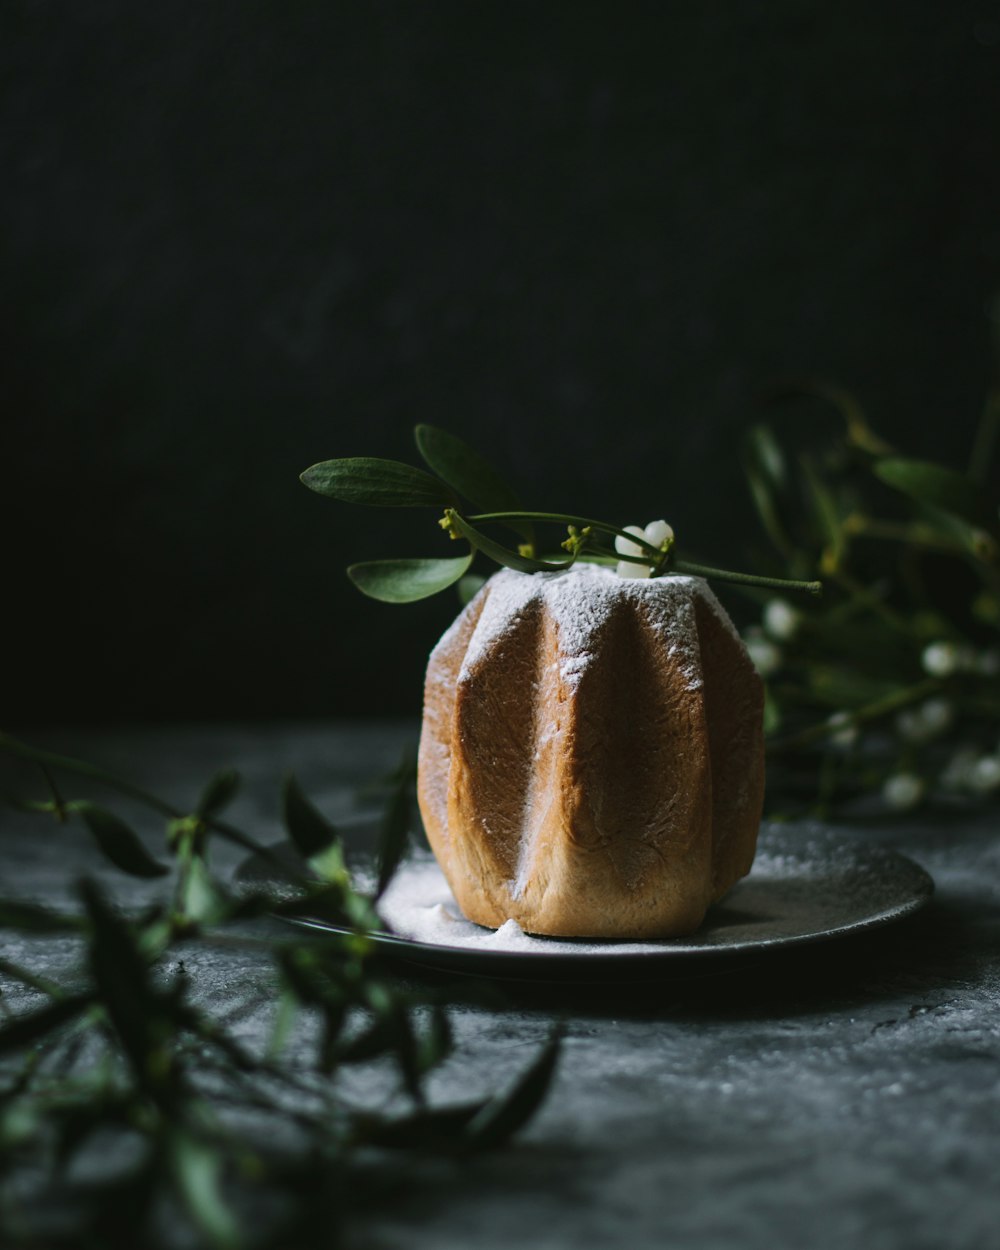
[377,850,689,954]
[372,833,933,958]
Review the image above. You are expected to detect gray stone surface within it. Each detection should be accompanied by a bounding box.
[2,724,999,1249]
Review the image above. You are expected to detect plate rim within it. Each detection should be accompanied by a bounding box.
[234,824,935,970]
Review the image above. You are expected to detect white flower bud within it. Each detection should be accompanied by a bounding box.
[918,698,953,736]
[615,520,674,578]
[643,519,674,549]
[827,711,858,749]
[921,641,959,677]
[896,698,954,744]
[969,755,1000,795]
[614,524,650,578]
[763,599,800,642]
[614,525,647,559]
[882,773,924,812]
[616,561,652,579]
[746,637,782,678]
[941,747,979,791]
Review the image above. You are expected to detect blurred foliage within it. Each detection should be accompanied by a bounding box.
[0,737,560,1249]
[740,366,1000,816]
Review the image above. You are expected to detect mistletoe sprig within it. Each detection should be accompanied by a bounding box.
[300,424,822,603]
[737,371,1000,815]
[0,734,560,1250]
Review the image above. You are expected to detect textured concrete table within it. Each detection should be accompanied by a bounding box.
[2,724,999,1250]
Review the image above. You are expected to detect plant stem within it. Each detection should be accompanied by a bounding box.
[844,516,968,554]
[469,512,824,593]
[468,511,666,559]
[1,735,178,817]
[0,734,284,867]
[769,677,941,752]
[672,561,822,596]
[39,765,68,823]
[0,957,67,1000]
[826,569,910,632]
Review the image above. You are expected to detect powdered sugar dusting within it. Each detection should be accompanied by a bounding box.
[454,563,743,692]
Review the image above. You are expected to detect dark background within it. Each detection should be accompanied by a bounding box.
[4,3,999,724]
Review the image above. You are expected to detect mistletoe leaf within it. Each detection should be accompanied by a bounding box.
[348,554,473,603]
[74,803,169,878]
[873,458,995,532]
[195,770,240,819]
[464,1026,563,1151]
[743,424,795,557]
[300,458,455,508]
[375,752,415,900]
[281,773,340,859]
[169,1129,241,1250]
[414,425,519,511]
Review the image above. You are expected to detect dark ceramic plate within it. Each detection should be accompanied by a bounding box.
[234,820,934,982]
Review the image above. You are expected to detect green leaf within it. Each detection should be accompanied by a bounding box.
[415,424,535,547]
[0,956,68,999]
[743,425,794,557]
[873,458,995,531]
[763,690,782,736]
[0,1098,41,1148]
[74,803,169,878]
[318,999,350,1074]
[281,773,340,859]
[347,553,474,603]
[195,770,240,819]
[80,880,167,1080]
[170,1130,241,1250]
[414,425,520,512]
[801,454,844,567]
[375,754,413,900]
[176,855,228,926]
[308,840,353,888]
[448,513,577,574]
[300,457,456,508]
[465,1026,563,1150]
[747,422,787,488]
[416,1004,453,1074]
[266,989,299,1059]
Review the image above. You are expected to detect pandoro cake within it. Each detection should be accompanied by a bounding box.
[416,562,765,939]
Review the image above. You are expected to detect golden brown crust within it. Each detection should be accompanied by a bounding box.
[416,567,764,939]
[692,595,766,898]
